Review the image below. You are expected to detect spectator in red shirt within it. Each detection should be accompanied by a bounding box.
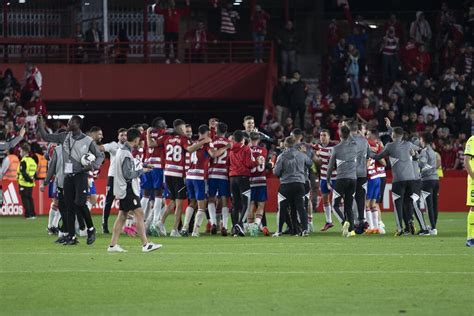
[416,114,426,132]
[251,5,270,63]
[440,140,457,170]
[410,43,431,76]
[155,0,191,64]
[326,19,340,53]
[400,37,418,71]
[356,97,374,123]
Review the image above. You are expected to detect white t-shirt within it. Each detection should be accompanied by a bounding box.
[103,141,121,177]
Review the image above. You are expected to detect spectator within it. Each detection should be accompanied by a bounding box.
[184,20,216,63]
[416,114,426,132]
[409,11,432,45]
[440,139,458,169]
[336,91,356,120]
[0,68,20,92]
[272,75,289,125]
[13,105,26,130]
[388,80,405,99]
[283,117,294,136]
[346,46,361,99]
[356,97,374,123]
[411,43,432,78]
[440,40,458,72]
[384,13,404,40]
[73,24,84,63]
[331,38,347,94]
[84,21,102,63]
[218,2,239,62]
[456,44,473,77]
[380,26,399,84]
[155,0,191,64]
[251,5,270,63]
[276,20,299,76]
[400,37,419,72]
[346,26,368,73]
[288,71,308,129]
[114,28,130,64]
[326,19,341,52]
[21,63,42,106]
[420,98,440,122]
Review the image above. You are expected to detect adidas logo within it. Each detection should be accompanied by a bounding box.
[1,182,24,216]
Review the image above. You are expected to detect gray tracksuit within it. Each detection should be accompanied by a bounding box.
[372,139,417,183]
[326,137,358,182]
[274,147,312,184]
[419,146,439,181]
[44,145,65,189]
[352,134,370,178]
[114,143,144,199]
[37,127,104,174]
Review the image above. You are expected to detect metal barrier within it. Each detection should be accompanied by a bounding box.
[0,39,274,64]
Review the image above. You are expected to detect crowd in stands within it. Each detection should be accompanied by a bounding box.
[265,1,473,172]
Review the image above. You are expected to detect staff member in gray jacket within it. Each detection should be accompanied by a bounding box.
[419,132,440,235]
[37,115,104,246]
[273,136,312,237]
[42,144,68,243]
[108,128,161,253]
[326,125,358,238]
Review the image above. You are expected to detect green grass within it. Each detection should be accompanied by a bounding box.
[0,212,473,316]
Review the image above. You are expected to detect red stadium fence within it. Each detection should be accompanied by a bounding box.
[0,38,274,64]
[0,171,468,217]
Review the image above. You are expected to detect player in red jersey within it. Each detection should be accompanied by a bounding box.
[155,119,211,237]
[144,117,168,235]
[180,125,229,237]
[314,129,340,231]
[248,132,270,236]
[208,122,231,236]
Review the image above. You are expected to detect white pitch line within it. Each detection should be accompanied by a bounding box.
[0,270,472,275]
[1,252,470,257]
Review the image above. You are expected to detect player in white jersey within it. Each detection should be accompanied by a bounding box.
[100,128,127,233]
[314,129,340,231]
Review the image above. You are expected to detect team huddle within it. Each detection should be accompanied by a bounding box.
[37,113,448,252]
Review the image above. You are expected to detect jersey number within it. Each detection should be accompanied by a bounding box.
[213,150,227,165]
[166,144,182,162]
[251,163,265,173]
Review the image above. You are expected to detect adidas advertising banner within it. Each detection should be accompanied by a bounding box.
[0,174,468,216]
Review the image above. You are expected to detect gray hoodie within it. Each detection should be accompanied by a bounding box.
[273,147,312,184]
[327,137,358,182]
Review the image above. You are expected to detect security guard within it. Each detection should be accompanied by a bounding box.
[17,143,38,219]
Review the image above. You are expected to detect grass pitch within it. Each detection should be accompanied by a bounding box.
[0,212,473,316]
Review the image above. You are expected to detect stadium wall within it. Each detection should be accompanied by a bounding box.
[0,172,467,216]
[2,64,268,101]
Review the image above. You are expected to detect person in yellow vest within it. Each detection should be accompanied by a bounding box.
[17,143,38,219]
[463,135,474,247]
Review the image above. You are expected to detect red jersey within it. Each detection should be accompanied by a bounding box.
[315,141,337,179]
[140,131,148,163]
[208,136,230,180]
[161,134,190,178]
[229,143,259,177]
[186,141,211,181]
[148,128,166,169]
[250,145,267,187]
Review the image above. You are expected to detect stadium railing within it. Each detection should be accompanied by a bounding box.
[0,38,274,64]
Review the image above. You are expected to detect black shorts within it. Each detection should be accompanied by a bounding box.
[119,184,141,212]
[165,176,187,200]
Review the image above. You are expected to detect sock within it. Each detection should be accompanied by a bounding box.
[47,205,56,228]
[323,204,332,223]
[52,209,61,228]
[141,197,150,217]
[151,198,163,226]
[86,201,93,211]
[183,206,194,231]
[366,209,373,229]
[222,207,229,229]
[255,216,262,227]
[468,210,474,239]
[308,215,313,224]
[193,210,205,233]
[372,210,379,229]
[208,202,217,225]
